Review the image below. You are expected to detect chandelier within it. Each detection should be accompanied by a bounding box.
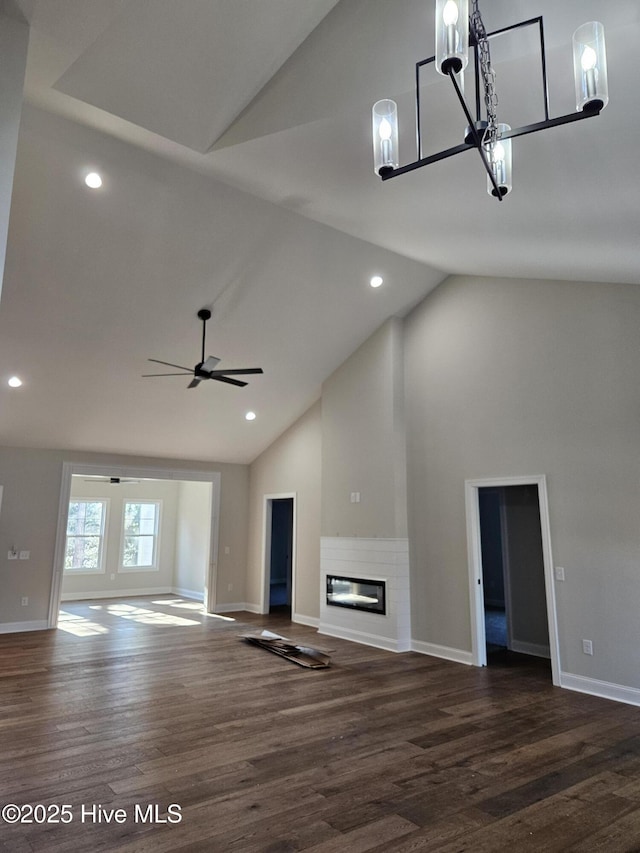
[372,1,608,199]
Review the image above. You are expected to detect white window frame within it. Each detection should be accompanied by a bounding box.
[64,498,109,574]
[119,499,162,572]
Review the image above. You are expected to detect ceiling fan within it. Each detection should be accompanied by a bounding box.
[82,477,140,485]
[143,308,263,389]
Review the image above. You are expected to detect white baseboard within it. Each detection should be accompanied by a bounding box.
[411,639,474,666]
[214,602,263,614]
[560,672,640,708]
[61,587,173,601]
[172,587,204,602]
[318,623,411,653]
[0,620,49,634]
[293,613,319,628]
[511,640,550,659]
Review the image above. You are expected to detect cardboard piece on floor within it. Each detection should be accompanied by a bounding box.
[240,629,331,668]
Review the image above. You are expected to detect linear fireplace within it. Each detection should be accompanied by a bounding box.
[326,574,386,615]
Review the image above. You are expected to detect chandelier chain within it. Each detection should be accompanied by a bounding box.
[470,0,498,146]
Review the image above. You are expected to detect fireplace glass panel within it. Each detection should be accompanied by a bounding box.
[326,575,386,615]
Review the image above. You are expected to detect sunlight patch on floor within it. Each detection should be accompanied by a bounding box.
[151,598,204,611]
[150,599,236,621]
[58,610,110,636]
[105,603,199,627]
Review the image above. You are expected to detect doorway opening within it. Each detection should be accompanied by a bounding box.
[49,462,221,628]
[466,475,560,685]
[261,493,296,617]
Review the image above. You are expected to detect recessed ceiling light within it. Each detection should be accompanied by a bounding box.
[8,376,22,388]
[85,172,103,189]
[370,275,384,288]
[245,411,256,421]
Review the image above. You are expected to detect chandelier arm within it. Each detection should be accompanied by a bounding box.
[447,68,503,200]
[497,109,601,141]
[380,106,600,182]
[480,16,550,123]
[379,142,474,180]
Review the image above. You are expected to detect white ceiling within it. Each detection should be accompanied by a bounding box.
[0,0,637,463]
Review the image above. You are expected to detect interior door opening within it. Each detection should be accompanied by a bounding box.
[261,493,296,618]
[479,484,549,664]
[466,475,560,684]
[268,498,293,615]
[49,463,221,628]
[59,475,213,612]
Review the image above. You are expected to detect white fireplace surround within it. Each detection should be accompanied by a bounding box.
[319,537,410,652]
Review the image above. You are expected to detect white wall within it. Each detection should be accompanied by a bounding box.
[321,317,407,539]
[174,480,212,599]
[247,401,321,621]
[404,274,640,692]
[61,477,180,599]
[0,12,28,299]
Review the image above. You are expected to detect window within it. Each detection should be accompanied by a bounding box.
[65,500,108,573]
[121,501,161,570]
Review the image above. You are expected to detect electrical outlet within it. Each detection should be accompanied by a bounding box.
[19,551,30,560]
[227,583,233,592]
[7,550,18,560]
[350,492,361,503]
[224,546,230,555]
[582,639,593,655]
[555,566,565,581]
[110,573,115,581]
[21,596,28,607]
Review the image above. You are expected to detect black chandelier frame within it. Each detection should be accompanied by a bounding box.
[378,15,603,200]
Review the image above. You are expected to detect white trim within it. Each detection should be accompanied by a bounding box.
[215,601,263,614]
[411,639,474,666]
[560,672,640,708]
[261,493,297,615]
[49,463,220,628]
[292,613,319,628]
[465,474,561,686]
[318,622,411,653]
[61,587,173,601]
[0,620,49,634]
[172,587,204,602]
[213,602,249,613]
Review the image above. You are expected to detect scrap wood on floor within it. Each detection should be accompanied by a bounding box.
[240,629,331,668]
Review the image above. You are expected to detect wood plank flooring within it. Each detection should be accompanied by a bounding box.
[1,596,640,852]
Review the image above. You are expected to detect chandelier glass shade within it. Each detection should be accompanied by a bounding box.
[372,2,608,199]
[573,21,609,113]
[436,0,469,75]
[372,99,400,175]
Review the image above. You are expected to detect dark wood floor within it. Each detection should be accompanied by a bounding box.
[1,596,640,852]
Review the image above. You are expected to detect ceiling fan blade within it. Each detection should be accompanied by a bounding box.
[142,372,193,377]
[148,358,192,372]
[206,368,263,376]
[202,355,221,372]
[187,377,201,389]
[212,375,248,387]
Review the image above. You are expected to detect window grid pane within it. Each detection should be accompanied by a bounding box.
[122,502,159,569]
[64,500,106,572]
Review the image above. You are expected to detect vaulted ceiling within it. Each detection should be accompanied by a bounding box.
[0,0,636,463]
